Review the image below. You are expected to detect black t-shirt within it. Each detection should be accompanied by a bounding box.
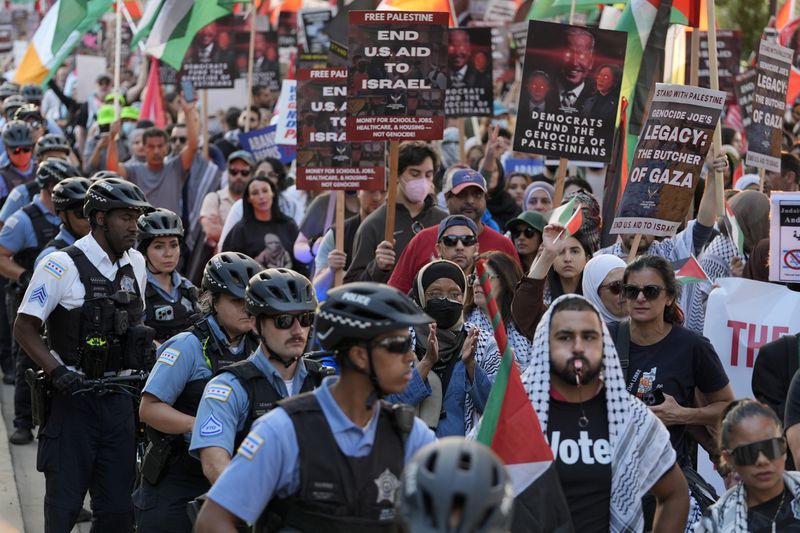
[610,323,729,461]
[547,388,612,533]
[222,218,299,270]
[747,487,800,532]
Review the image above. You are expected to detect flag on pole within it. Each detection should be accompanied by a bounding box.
[139,57,166,128]
[13,0,114,85]
[548,196,579,226]
[376,0,455,26]
[601,97,629,247]
[670,0,702,27]
[671,256,710,284]
[777,0,796,30]
[724,200,745,256]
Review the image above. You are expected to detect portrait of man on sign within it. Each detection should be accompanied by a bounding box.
[447,29,492,89]
[547,26,596,114]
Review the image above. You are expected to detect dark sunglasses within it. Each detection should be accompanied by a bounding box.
[440,235,478,247]
[270,312,314,329]
[728,437,786,466]
[228,168,251,177]
[71,209,87,219]
[599,281,624,296]
[510,226,539,239]
[170,136,187,144]
[622,284,665,301]
[11,146,32,155]
[372,335,413,354]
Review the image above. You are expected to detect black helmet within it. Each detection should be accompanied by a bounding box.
[316,282,432,351]
[13,103,42,123]
[137,208,184,243]
[1,120,33,148]
[20,84,43,103]
[52,177,92,212]
[2,95,26,118]
[0,82,18,100]
[396,438,514,533]
[202,252,261,299]
[89,170,121,182]
[245,269,316,316]
[35,133,71,158]
[83,178,153,219]
[36,159,81,188]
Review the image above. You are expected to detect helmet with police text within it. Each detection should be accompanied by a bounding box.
[202,252,261,299]
[245,269,316,317]
[36,159,81,188]
[20,84,43,103]
[89,170,121,182]
[1,120,33,148]
[315,282,432,351]
[83,178,153,219]
[137,208,184,251]
[395,438,514,533]
[52,177,92,212]
[35,133,71,158]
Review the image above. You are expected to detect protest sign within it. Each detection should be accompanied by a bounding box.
[180,20,238,89]
[504,157,545,177]
[610,83,725,237]
[471,21,514,84]
[238,125,296,165]
[513,21,627,164]
[296,68,386,190]
[768,192,800,283]
[346,10,448,142]
[275,79,297,145]
[734,69,756,129]
[445,28,493,117]
[278,11,298,50]
[746,40,792,173]
[685,30,740,105]
[329,40,348,68]
[301,9,333,53]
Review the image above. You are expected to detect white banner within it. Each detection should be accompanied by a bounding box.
[274,79,297,146]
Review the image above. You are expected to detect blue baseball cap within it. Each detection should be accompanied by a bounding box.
[443,168,487,196]
[437,214,479,241]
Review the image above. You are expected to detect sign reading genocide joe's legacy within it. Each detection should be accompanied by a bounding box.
[445,27,493,117]
[513,21,627,163]
[296,68,386,190]
[611,83,726,237]
[346,10,449,142]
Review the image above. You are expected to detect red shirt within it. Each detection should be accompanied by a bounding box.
[388,224,520,293]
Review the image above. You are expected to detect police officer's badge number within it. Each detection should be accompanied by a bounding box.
[374,468,400,504]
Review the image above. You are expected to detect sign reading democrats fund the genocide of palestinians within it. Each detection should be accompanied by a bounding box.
[610,83,725,237]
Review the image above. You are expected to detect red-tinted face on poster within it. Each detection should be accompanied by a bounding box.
[526,71,550,103]
[449,30,471,70]
[561,28,594,89]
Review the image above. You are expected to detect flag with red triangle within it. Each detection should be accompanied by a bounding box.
[139,57,166,128]
[671,255,709,285]
[724,200,745,256]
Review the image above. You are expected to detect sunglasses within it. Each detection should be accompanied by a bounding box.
[270,312,314,329]
[170,136,187,144]
[599,281,624,295]
[728,437,786,466]
[372,335,413,354]
[71,209,87,220]
[11,146,32,155]
[229,168,251,177]
[439,234,478,247]
[510,226,539,239]
[622,284,665,301]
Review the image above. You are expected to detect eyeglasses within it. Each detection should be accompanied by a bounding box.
[229,168,251,177]
[170,136,187,144]
[270,312,314,329]
[439,235,478,247]
[510,226,539,239]
[728,437,786,466]
[10,146,32,155]
[622,284,665,301]
[598,281,624,296]
[372,335,413,354]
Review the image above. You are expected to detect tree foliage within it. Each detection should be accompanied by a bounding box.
[717,0,772,60]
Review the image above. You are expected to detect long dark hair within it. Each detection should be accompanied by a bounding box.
[623,255,684,325]
[464,251,523,324]
[241,175,287,223]
[547,231,592,300]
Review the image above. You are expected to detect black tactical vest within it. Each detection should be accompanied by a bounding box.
[143,279,200,342]
[13,203,59,273]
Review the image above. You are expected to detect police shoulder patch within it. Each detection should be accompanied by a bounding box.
[157,348,180,366]
[204,384,232,402]
[44,258,66,279]
[238,433,264,460]
[28,284,47,306]
[199,414,223,437]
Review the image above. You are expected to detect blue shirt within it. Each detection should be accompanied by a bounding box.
[0,159,35,199]
[0,195,60,255]
[189,346,310,457]
[207,376,436,524]
[0,182,34,223]
[34,225,76,267]
[145,269,197,314]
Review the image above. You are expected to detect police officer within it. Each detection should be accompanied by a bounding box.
[195,282,437,533]
[134,252,262,532]
[14,178,154,532]
[0,159,78,444]
[34,176,93,266]
[0,120,35,195]
[138,208,200,343]
[189,269,331,485]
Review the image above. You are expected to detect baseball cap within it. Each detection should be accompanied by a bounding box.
[227,150,255,167]
[443,168,486,196]
[120,106,140,121]
[506,210,547,234]
[96,105,116,126]
[437,214,479,241]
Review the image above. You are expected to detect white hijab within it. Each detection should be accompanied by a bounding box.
[581,255,627,326]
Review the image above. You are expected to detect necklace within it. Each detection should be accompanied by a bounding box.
[771,489,787,533]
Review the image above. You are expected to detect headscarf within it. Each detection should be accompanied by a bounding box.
[523,181,554,209]
[520,294,675,532]
[410,259,467,334]
[728,190,770,256]
[581,255,627,326]
[562,190,602,253]
[733,174,760,191]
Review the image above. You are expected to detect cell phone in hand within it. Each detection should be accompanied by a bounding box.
[181,78,196,103]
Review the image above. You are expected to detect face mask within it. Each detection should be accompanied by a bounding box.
[424,298,463,329]
[403,178,430,203]
[491,119,509,130]
[121,122,135,136]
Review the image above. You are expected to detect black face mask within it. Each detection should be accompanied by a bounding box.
[424,298,463,329]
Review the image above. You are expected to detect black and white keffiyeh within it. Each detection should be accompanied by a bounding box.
[465,308,533,371]
[520,294,677,532]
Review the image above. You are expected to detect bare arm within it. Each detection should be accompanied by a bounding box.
[200,215,223,246]
[180,100,199,172]
[650,464,689,533]
[200,446,232,484]
[125,61,149,104]
[139,393,195,435]
[14,314,60,373]
[0,246,24,282]
[106,120,127,178]
[194,499,240,533]
[696,154,727,228]
[787,424,800,462]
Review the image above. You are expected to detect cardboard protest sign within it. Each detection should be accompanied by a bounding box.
[181,20,239,89]
[504,157,545,177]
[734,69,756,129]
[301,9,333,53]
[471,21,514,84]
[768,192,800,283]
[296,68,386,190]
[445,28,493,117]
[610,83,725,237]
[238,125,296,164]
[685,30,740,104]
[275,80,297,145]
[346,11,448,142]
[746,40,792,173]
[278,11,298,49]
[513,21,626,164]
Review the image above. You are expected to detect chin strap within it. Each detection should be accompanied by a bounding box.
[256,321,301,369]
[364,346,384,410]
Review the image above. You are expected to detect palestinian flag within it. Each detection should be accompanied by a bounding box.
[672,256,709,285]
[139,57,166,128]
[670,0,703,27]
[548,196,583,236]
[724,200,745,256]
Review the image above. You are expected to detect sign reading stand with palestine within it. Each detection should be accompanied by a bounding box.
[296,68,385,190]
[746,39,792,173]
[346,11,449,141]
[611,83,725,237]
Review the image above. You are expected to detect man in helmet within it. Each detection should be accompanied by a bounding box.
[34,177,92,266]
[13,178,155,531]
[189,269,332,486]
[0,120,35,197]
[195,282,436,533]
[134,252,261,532]
[35,133,72,162]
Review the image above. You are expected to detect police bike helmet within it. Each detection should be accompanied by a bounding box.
[0,82,18,100]
[13,103,43,123]
[20,84,43,103]
[35,133,71,158]
[137,208,184,246]
[52,177,92,212]
[2,95,26,119]
[1,120,33,148]
[396,438,514,533]
[89,170,121,182]
[202,252,261,300]
[83,178,153,219]
[36,158,81,188]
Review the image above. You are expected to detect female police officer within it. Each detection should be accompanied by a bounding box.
[134,251,261,533]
